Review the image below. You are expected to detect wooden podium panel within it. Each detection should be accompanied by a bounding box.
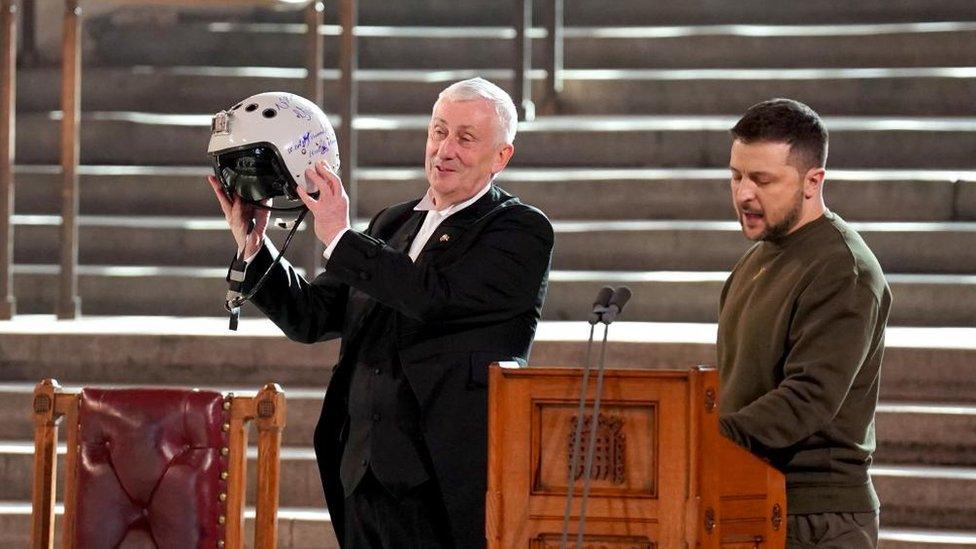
[487,364,785,548]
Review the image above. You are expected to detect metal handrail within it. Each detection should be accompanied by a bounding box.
[541,0,564,115]
[513,0,534,121]
[514,0,564,121]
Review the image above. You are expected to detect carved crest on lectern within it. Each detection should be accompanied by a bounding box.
[568,413,626,485]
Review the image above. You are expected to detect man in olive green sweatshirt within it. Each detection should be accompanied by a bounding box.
[717,99,892,548]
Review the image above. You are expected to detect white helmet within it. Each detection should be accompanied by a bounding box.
[207,92,340,203]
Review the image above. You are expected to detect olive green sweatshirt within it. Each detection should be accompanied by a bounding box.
[717,211,892,515]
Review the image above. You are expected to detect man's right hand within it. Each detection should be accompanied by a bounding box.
[208,175,270,259]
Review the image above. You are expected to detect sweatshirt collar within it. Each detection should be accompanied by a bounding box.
[765,210,833,248]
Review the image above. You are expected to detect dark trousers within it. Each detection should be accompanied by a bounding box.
[787,511,879,548]
[343,469,454,549]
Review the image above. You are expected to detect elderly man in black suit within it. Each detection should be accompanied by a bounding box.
[209,77,553,548]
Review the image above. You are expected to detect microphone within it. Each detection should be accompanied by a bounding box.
[588,286,614,325]
[561,285,614,546]
[574,286,633,546]
[602,286,632,324]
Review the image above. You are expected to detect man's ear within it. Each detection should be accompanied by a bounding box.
[492,143,515,174]
[803,167,826,199]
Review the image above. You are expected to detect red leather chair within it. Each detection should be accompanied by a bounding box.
[29,379,285,548]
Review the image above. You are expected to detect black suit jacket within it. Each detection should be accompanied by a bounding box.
[244,185,554,547]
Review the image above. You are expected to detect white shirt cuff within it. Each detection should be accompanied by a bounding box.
[322,228,350,260]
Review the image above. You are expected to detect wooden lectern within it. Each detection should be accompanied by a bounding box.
[487,364,786,548]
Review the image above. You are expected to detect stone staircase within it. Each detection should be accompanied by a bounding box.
[2,1,975,546]
[1,320,975,547]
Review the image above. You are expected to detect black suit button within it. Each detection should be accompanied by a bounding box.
[358,271,370,281]
[373,368,381,375]
[361,459,368,467]
[372,413,381,422]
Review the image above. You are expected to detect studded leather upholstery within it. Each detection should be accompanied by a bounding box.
[72,388,228,548]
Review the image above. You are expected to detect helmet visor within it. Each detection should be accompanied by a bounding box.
[212,145,294,202]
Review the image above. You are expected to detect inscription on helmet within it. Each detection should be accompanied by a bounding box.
[208,91,341,197]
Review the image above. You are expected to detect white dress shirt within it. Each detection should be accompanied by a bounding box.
[324,181,493,262]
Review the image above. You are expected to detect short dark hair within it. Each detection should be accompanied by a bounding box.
[730,98,828,171]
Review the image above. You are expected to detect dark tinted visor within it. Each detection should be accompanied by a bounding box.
[212,145,292,202]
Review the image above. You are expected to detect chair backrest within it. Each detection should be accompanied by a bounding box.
[30,379,286,549]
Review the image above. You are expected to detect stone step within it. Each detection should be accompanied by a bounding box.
[14,113,976,169]
[1,443,971,529]
[10,216,976,275]
[12,166,976,222]
[1,383,971,466]
[0,502,339,548]
[0,502,972,548]
[874,403,976,467]
[0,319,973,403]
[540,272,976,327]
[17,65,976,117]
[1,497,972,549]
[546,220,976,273]
[171,1,976,27]
[82,21,976,70]
[7,266,976,326]
[16,112,976,169]
[880,528,976,548]
[873,465,976,531]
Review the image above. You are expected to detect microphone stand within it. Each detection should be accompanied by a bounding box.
[575,320,611,548]
[561,287,632,548]
[560,287,613,548]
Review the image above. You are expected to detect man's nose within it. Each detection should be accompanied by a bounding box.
[735,179,756,203]
[436,137,458,158]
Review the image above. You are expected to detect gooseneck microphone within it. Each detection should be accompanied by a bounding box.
[602,286,632,324]
[561,286,634,548]
[588,286,615,325]
[561,286,613,546]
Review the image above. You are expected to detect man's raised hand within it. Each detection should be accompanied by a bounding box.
[295,162,352,247]
[208,175,269,258]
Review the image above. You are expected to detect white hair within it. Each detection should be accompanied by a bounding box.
[435,77,518,145]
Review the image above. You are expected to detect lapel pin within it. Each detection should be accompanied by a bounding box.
[439,234,450,243]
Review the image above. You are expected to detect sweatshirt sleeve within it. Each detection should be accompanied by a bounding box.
[719,262,883,452]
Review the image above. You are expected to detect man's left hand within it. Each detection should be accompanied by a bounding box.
[296,161,352,247]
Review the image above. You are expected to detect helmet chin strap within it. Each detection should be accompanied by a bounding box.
[224,206,310,331]
[238,195,307,212]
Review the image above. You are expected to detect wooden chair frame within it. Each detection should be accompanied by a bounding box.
[29,378,286,549]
